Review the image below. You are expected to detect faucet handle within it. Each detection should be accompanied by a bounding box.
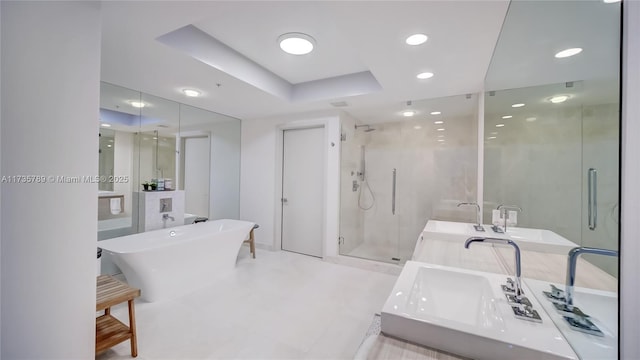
[502,277,516,293]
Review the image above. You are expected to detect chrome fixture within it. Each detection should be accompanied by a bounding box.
[391,168,397,215]
[588,168,597,230]
[465,237,541,322]
[493,204,522,233]
[457,202,484,231]
[162,213,175,229]
[546,246,618,336]
[565,247,618,308]
[465,237,524,298]
[355,124,376,132]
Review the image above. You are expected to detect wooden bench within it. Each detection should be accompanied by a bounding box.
[96,275,141,357]
[243,224,259,259]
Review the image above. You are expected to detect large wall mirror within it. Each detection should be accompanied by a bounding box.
[483,1,620,357]
[97,82,241,272]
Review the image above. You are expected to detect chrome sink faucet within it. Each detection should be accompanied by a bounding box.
[457,202,484,232]
[495,204,522,233]
[465,237,523,298]
[565,246,618,308]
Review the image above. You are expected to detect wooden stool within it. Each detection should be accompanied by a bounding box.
[243,224,259,259]
[96,275,141,357]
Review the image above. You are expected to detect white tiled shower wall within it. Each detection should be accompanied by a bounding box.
[340,112,478,261]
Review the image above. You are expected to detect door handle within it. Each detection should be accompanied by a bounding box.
[282,198,288,204]
[588,168,597,230]
[392,168,396,215]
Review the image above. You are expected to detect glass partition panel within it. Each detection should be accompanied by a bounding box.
[339,94,478,264]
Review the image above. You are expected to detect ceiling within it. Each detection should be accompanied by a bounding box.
[100,1,621,126]
[100,1,510,123]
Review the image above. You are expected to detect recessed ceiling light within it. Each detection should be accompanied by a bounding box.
[403,111,415,117]
[107,144,112,148]
[100,123,111,127]
[437,135,445,138]
[437,128,445,131]
[496,124,505,127]
[526,117,537,122]
[183,89,200,97]
[278,33,315,55]
[555,48,583,58]
[406,34,428,46]
[130,101,145,108]
[487,136,497,140]
[152,137,158,140]
[502,115,513,119]
[437,139,445,142]
[550,95,569,103]
[430,111,441,115]
[417,72,434,80]
[490,132,498,135]
[414,125,422,130]
[434,121,444,124]
[511,103,525,108]
[603,0,621,3]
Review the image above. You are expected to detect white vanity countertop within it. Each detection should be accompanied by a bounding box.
[363,221,618,359]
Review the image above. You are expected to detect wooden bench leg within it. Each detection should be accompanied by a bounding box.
[249,229,256,259]
[128,299,138,357]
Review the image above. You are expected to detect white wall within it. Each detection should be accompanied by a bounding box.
[240,111,340,256]
[621,1,640,358]
[0,2,100,358]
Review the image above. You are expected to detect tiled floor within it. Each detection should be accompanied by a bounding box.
[97,248,398,359]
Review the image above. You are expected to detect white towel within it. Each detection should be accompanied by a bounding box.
[507,210,518,226]
[110,197,122,215]
[492,209,502,225]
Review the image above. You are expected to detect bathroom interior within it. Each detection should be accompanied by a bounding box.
[0,0,636,359]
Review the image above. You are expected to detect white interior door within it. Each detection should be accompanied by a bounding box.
[282,127,324,257]
[184,137,210,217]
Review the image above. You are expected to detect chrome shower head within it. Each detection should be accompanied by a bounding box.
[355,124,376,132]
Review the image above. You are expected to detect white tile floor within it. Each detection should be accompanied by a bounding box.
[97,248,398,359]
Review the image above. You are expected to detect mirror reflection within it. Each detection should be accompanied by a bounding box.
[97,82,241,245]
[483,0,620,357]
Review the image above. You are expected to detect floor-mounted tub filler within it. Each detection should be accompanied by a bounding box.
[99,219,255,302]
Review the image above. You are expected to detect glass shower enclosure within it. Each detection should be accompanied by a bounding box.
[339,94,479,264]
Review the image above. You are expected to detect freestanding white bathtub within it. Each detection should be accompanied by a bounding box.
[98,219,255,302]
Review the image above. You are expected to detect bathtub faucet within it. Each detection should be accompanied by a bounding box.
[162,213,175,222]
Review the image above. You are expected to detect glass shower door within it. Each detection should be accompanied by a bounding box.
[338,124,401,264]
[581,98,620,276]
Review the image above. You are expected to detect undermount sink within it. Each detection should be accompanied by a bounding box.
[381,261,578,360]
[526,279,617,360]
[423,220,578,254]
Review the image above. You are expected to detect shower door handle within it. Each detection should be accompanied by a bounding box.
[392,168,396,215]
[588,168,597,230]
